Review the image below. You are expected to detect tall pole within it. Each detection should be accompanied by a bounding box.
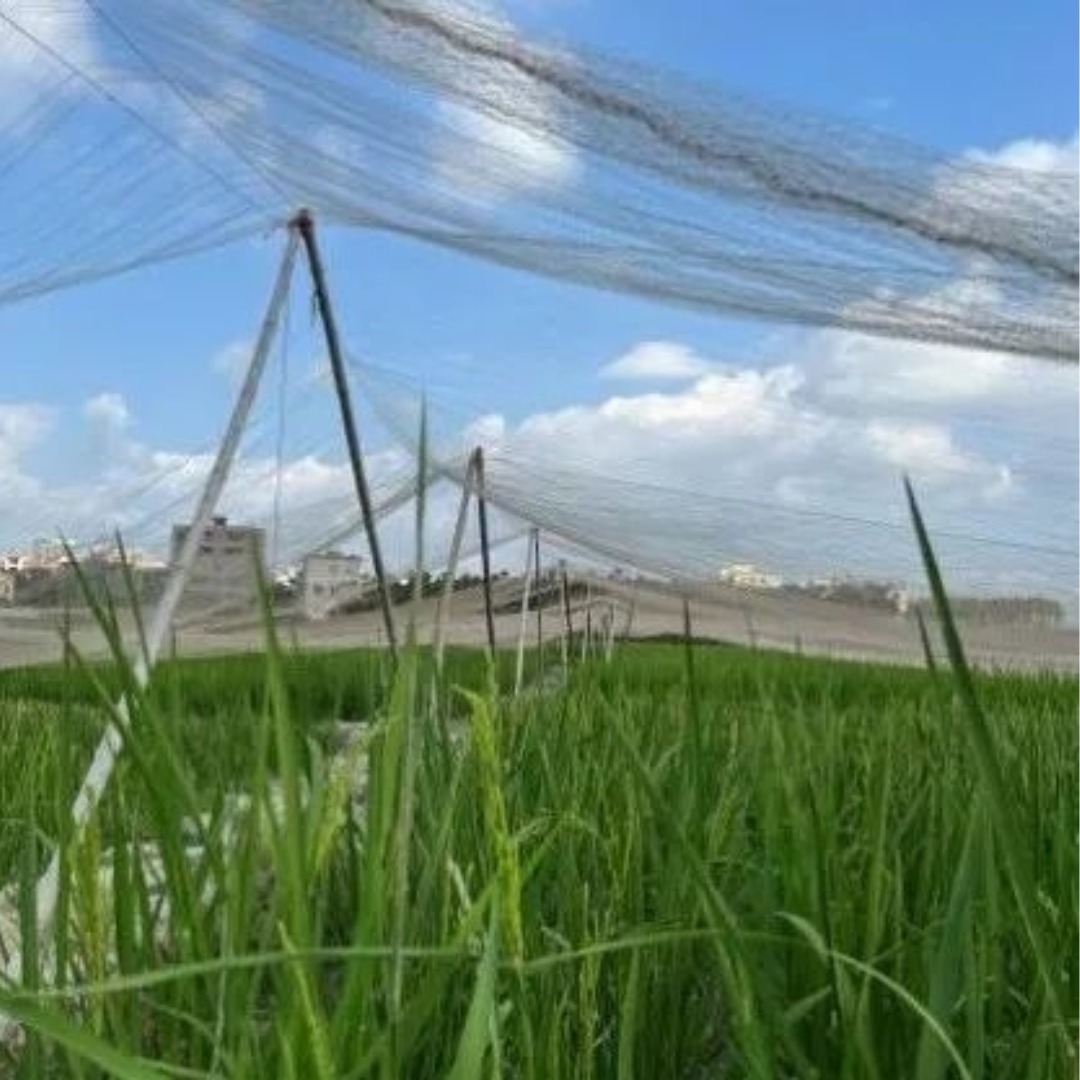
[433,452,478,671]
[560,563,574,670]
[474,447,497,657]
[291,209,397,658]
[513,527,537,695]
[583,584,593,661]
[0,229,299,1041]
[533,529,543,658]
[623,582,638,642]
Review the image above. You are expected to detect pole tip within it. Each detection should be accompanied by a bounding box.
[289,207,314,231]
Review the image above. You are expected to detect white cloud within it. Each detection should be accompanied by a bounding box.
[430,4,578,201]
[83,392,130,431]
[448,317,1075,598]
[807,324,1079,415]
[600,341,714,381]
[0,306,1072,607]
[435,99,578,202]
[462,413,508,447]
[482,355,1012,503]
[0,391,430,573]
[0,404,54,532]
[865,420,976,478]
[0,404,53,466]
[970,133,1079,174]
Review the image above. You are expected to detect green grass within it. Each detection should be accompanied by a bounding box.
[0,634,1075,1078]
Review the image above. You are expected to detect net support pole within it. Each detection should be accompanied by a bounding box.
[291,209,397,659]
[433,451,479,671]
[474,447,497,657]
[533,529,543,659]
[583,582,593,660]
[560,563,573,672]
[0,228,299,1039]
[513,527,538,695]
[623,583,638,642]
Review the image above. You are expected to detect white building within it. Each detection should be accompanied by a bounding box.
[719,562,783,590]
[887,585,910,615]
[170,516,266,612]
[301,551,368,620]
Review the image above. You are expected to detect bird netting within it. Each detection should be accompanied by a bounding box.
[0,1,1074,673]
[0,0,1075,358]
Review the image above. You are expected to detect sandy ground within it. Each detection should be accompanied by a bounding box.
[0,577,1075,675]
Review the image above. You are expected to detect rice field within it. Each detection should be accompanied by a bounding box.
[0,611,1075,1079]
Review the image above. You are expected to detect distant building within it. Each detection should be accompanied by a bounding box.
[301,551,368,620]
[719,562,783,590]
[170,515,266,612]
[796,577,908,614]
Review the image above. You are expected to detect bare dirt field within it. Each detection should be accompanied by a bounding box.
[0,577,1074,675]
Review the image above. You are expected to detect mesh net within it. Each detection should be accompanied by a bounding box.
[0,0,1075,357]
[0,1,1075,671]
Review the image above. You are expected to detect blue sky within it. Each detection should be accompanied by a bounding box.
[0,0,1076,600]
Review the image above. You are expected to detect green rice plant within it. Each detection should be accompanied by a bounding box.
[905,478,1076,1071]
[0,532,1074,1078]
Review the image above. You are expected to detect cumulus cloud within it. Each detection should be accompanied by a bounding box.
[970,133,1079,174]
[0,312,1072,608]
[436,300,1075,594]
[482,349,1018,511]
[0,388,370,560]
[806,324,1079,419]
[865,420,977,477]
[0,404,54,466]
[600,341,714,381]
[83,392,131,431]
[0,404,55,534]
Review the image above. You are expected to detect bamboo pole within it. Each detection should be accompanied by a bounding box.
[292,209,397,659]
[742,605,759,650]
[583,582,593,661]
[533,529,543,658]
[474,447,497,657]
[560,563,573,672]
[0,230,299,1029]
[513,527,537,695]
[432,451,478,671]
[623,581,638,642]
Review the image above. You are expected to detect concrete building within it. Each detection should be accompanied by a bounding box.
[170,515,266,612]
[300,551,368,620]
[719,562,783,590]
